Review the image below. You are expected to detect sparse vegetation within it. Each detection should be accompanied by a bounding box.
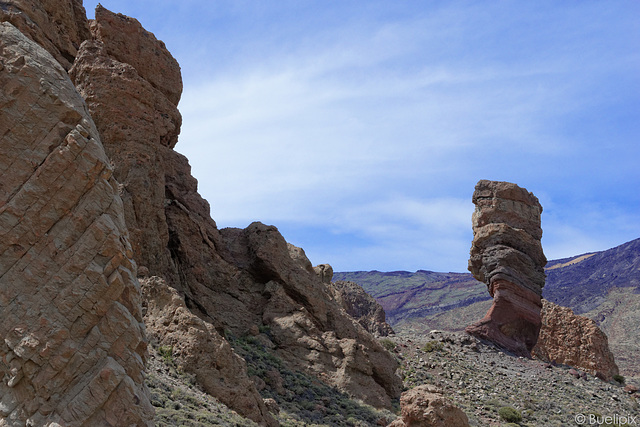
[613,374,625,384]
[421,340,444,352]
[227,331,397,426]
[380,338,396,352]
[498,406,522,423]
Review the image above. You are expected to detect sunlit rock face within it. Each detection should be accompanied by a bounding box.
[465,180,546,357]
[0,21,153,426]
[533,300,619,381]
[70,4,402,418]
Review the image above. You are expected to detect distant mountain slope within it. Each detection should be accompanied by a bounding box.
[332,270,489,325]
[334,237,640,382]
[544,238,640,314]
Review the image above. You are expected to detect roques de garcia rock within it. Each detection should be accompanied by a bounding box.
[0,21,152,426]
[69,3,402,420]
[465,180,547,357]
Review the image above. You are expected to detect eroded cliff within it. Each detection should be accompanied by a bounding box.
[0,21,152,425]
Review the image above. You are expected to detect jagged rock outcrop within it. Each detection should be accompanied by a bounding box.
[533,299,619,381]
[0,0,90,70]
[388,384,470,427]
[0,21,152,426]
[465,180,547,357]
[329,280,395,337]
[140,276,276,426]
[314,263,334,284]
[70,4,401,414]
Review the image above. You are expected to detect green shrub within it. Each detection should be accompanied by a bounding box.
[422,341,444,352]
[380,338,396,352]
[157,345,174,364]
[498,406,522,423]
[613,374,625,384]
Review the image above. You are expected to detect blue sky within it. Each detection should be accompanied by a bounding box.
[83,1,640,273]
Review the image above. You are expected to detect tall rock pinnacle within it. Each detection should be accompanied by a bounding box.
[465,180,547,357]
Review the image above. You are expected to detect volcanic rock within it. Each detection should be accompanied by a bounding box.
[314,263,334,283]
[71,4,402,412]
[141,276,277,426]
[0,22,152,425]
[387,384,470,427]
[533,299,619,381]
[465,180,547,357]
[329,280,395,337]
[0,0,90,70]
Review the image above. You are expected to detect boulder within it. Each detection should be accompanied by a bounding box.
[314,263,334,283]
[388,385,470,427]
[465,180,546,357]
[533,299,619,381]
[0,22,152,425]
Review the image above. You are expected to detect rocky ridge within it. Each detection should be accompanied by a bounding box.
[465,180,547,357]
[2,2,403,425]
[329,280,395,337]
[70,5,401,416]
[0,21,152,425]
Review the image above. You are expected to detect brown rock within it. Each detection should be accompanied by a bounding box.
[314,263,334,283]
[388,385,470,427]
[0,0,90,69]
[141,276,277,427]
[90,5,183,106]
[70,4,401,412]
[329,280,395,337]
[0,22,152,425]
[624,384,638,394]
[533,299,619,381]
[465,180,546,357]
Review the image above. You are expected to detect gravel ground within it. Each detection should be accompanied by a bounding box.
[387,330,640,426]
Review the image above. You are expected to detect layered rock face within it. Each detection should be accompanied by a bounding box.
[388,385,470,427]
[70,4,401,416]
[533,300,619,381]
[465,180,547,357]
[330,280,395,337]
[0,22,152,426]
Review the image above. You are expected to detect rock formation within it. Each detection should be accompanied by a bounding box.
[140,276,276,426]
[0,0,90,70]
[329,280,395,337]
[314,263,334,284]
[70,3,402,415]
[465,180,547,357]
[388,384,470,427]
[533,299,619,381]
[0,21,152,426]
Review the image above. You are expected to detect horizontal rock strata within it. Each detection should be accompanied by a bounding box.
[466,180,547,357]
